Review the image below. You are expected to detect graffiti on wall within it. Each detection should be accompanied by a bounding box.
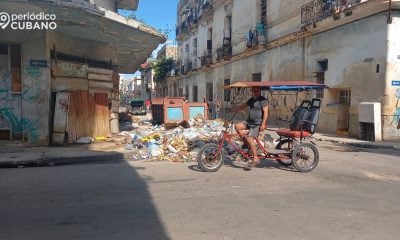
[390,88,400,137]
[0,66,42,141]
[23,66,46,103]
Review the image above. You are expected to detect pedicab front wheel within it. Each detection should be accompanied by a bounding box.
[197,143,224,172]
[291,142,319,172]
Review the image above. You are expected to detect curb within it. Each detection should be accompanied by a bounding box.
[313,137,397,150]
[0,153,126,168]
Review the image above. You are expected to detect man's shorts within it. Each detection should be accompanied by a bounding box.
[242,121,260,138]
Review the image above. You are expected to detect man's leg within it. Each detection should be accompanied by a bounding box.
[245,135,259,164]
[246,126,260,166]
[235,122,249,147]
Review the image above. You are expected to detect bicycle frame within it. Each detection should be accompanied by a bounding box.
[217,130,291,162]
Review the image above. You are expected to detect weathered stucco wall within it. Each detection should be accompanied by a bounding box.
[267,0,305,40]
[0,30,50,145]
[230,0,258,54]
[307,14,387,136]
[384,14,400,140]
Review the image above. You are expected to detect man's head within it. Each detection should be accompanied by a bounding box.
[251,87,261,98]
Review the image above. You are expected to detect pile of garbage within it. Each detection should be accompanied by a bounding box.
[117,114,225,162]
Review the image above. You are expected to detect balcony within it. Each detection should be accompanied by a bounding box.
[188,61,193,71]
[246,23,266,48]
[200,52,212,67]
[216,44,232,61]
[180,65,188,75]
[301,0,363,25]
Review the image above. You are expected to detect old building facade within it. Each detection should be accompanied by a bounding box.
[171,0,400,141]
[0,0,165,145]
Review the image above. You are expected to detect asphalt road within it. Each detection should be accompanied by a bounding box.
[0,141,399,240]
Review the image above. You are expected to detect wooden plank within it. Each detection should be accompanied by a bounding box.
[88,67,113,75]
[53,92,70,133]
[88,80,113,89]
[66,91,110,142]
[51,60,88,78]
[88,73,112,81]
[52,77,88,91]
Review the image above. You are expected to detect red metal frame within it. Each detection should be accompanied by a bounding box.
[217,131,291,162]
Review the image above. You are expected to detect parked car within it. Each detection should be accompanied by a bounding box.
[130,99,147,115]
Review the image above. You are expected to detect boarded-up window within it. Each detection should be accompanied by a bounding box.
[10,45,21,92]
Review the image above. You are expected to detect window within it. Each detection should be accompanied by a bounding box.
[317,59,328,72]
[185,86,189,99]
[206,82,213,102]
[316,72,325,98]
[207,28,212,54]
[10,45,21,92]
[0,44,9,74]
[192,86,198,102]
[0,44,8,55]
[224,79,230,102]
[315,59,328,98]
[339,90,351,105]
[192,40,197,68]
[252,73,262,82]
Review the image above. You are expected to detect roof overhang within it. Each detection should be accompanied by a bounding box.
[0,0,166,73]
[116,0,139,10]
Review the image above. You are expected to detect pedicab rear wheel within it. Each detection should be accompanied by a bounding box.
[291,142,319,172]
[275,139,293,166]
[197,143,224,172]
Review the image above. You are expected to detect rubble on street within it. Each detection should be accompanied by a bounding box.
[111,113,224,162]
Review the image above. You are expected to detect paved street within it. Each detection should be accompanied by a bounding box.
[0,141,399,240]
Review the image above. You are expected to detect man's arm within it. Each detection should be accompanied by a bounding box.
[260,105,269,131]
[229,103,247,113]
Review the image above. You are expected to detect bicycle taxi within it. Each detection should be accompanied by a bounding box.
[197,80,327,172]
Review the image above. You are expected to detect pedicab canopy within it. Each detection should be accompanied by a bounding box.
[223,81,327,91]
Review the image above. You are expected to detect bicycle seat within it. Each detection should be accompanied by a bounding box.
[276,128,312,138]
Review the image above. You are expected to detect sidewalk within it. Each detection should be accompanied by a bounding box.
[0,141,130,168]
[265,125,400,151]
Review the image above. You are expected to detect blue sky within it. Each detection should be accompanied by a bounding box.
[119,0,178,40]
[118,0,178,78]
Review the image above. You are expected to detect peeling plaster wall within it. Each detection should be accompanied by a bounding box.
[0,30,50,145]
[267,0,304,40]
[307,14,387,137]
[48,31,118,64]
[384,14,400,140]
[231,0,258,54]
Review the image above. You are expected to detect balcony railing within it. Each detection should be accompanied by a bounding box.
[246,23,266,48]
[200,52,212,67]
[301,0,363,25]
[216,44,232,61]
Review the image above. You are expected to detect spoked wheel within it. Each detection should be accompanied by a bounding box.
[275,139,293,166]
[291,142,319,172]
[197,143,224,172]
